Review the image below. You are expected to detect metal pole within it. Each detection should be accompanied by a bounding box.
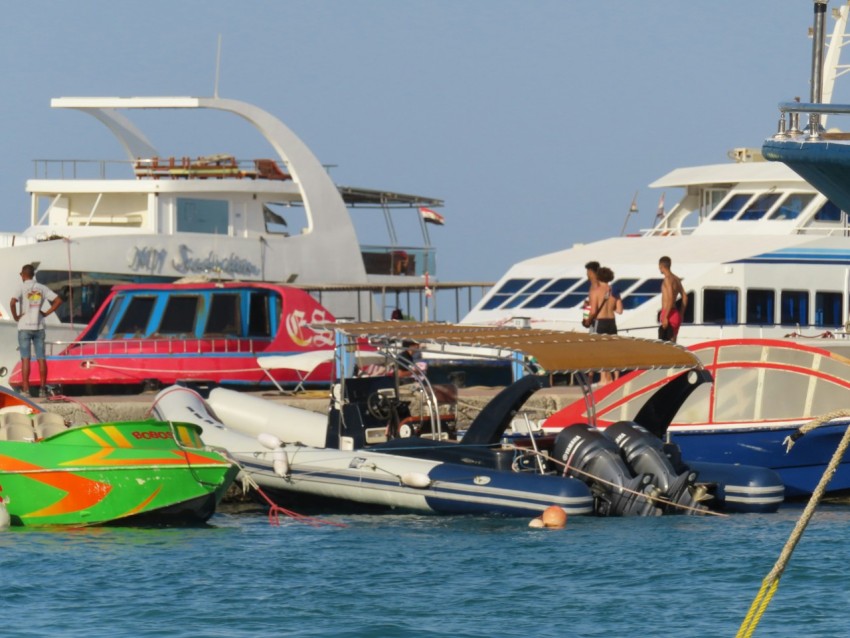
[809,0,829,137]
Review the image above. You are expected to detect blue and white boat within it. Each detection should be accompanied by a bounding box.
[459,2,850,354]
[155,323,784,516]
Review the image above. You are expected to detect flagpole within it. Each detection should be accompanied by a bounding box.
[620,191,638,236]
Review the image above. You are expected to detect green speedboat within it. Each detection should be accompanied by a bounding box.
[0,410,239,527]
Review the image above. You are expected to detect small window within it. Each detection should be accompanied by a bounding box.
[682,291,694,324]
[621,278,663,310]
[814,200,844,222]
[552,279,592,309]
[780,290,809,326]
[610,278,639,298]
[739,193,780,221]
[768,193,815,220]
[746,289,775,325]
[704,289,739,324]
[158,296,200,334]
[480,278,532,310]
[204,293,241,335]
[815,291,842,327]
[502,279,550,309]
[711,194,751,221]
[522,278,579,308]
[248,291,273,337]
[114,296,156,336]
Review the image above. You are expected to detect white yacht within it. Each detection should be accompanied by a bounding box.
[462,2,850,349]
[0,94,445,378]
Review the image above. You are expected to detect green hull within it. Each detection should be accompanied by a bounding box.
[0,419,239,527]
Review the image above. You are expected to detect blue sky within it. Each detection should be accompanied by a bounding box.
[0,1,835,284]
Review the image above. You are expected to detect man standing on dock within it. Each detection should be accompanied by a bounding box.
[658,256,686,343]
[10,264,63,398]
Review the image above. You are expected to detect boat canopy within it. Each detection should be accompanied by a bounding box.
[323,322,701,373]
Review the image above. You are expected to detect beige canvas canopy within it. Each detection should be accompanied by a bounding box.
[321,322,701,373]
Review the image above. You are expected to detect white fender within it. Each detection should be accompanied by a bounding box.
[0,499,10,530]
[258,432,283,450]
[207,387,327,448]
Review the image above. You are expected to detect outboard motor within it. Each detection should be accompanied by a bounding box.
[604,421,707,515]
[552,424,662,517]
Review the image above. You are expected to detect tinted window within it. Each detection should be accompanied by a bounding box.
[768,193,815,220]
[114,297,156,336]
[522,278,579,308]
[480,278,532,310]
[552,279,592,309]
[711,194,751,221]
[249,292,272,337]
[622,278,663,310]
[746,289,774,325]
[704,289,739,324]
[739,193,780,221]
[814,200,843,222]
[815,291,842,327]
[205,293,241,335]
[780,290,809,326]
[502,279,550,309]
[158,296,199,334]
[176,198,229,234]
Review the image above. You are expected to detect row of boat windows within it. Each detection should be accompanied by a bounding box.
[481,277,663,311]
[96,292,278,339]
[697,288,843,328]
[709,192,842,222]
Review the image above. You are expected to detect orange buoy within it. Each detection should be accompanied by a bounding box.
[541,505,567,529]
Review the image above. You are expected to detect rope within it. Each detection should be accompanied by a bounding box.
[45,394,103,423]
[238,470,346,528]
[736,409,850,638]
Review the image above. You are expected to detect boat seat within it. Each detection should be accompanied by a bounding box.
[0,418,35,442]
[0,405,34,416]
[1,411,33,428]
[34,413,68,439]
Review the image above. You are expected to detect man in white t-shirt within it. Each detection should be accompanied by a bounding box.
[10,264,63,398]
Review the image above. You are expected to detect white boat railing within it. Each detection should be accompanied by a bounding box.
[47,336,271,357]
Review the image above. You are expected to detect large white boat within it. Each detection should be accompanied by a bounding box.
[0,94,446,380]
[462,2,850,350]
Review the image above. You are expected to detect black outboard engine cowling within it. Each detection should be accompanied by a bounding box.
[603,421,707,515]
[553,424,662,517]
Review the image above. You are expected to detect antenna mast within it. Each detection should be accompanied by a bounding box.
[214,35,222,98]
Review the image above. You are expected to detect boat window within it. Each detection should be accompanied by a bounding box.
[713,368,759,421]
[158,295,200,334]
[813,200,844,222]
[620,278,662,310]
[759,369,811,420]
[480,279,533,310]
[767,193,815,220]
[815,291,842,328]
[521,278,579,308]
[176,198,229,234]
[248,291,272,337]
[610,278,638,297]
[746,289,775,325]
[501,279,551,309]
[780,290,809,326]
[204,293,242,336]
[551,279,592,309]
[811,377,850,416]
[700,188,729,221]
[710,193,751,221]
[703,289,738,324]
[114,296,156,336]
[739,193,781,221]
[682,291,694,324]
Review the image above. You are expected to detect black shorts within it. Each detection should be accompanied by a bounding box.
[596,318,617,335]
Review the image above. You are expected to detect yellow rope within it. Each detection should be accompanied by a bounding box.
[736,409,850,638]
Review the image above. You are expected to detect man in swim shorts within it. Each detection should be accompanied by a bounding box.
[658,256,686,342]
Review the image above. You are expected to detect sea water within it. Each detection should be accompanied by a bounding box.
[1,502,849,638]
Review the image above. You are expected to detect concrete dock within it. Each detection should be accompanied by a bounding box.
[38,384,586,428]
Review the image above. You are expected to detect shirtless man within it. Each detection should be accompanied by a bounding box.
[586,266,621,384]
[659,256,687,342]
[581,261,600,332]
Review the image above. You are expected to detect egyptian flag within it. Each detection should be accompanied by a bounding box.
[419,207,445,225]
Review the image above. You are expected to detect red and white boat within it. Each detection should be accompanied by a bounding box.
[10,280,340,394]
